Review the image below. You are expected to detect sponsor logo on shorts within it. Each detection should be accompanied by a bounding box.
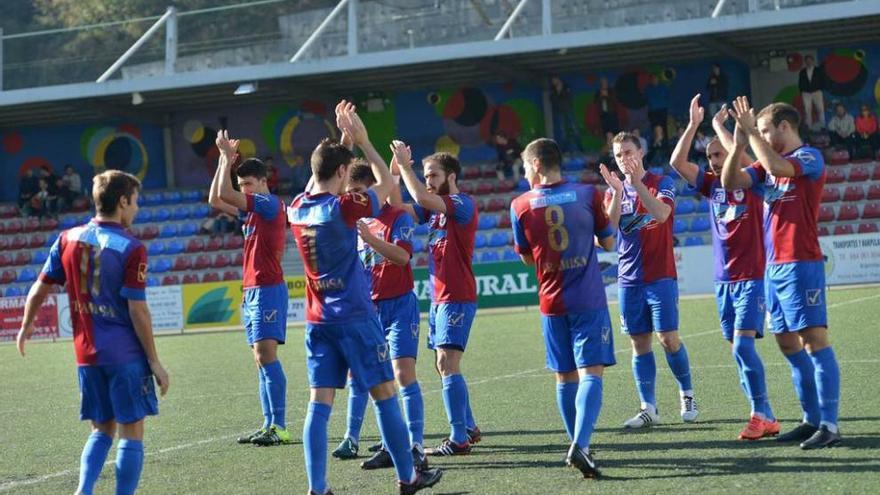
[806,289,823,307]
[377,343,390,362]
[263,309,278,323]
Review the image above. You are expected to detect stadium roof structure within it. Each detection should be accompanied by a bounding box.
[0,0,878,128]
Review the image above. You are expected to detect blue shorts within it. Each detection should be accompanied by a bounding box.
[243,283,288,346]
[377,292,420,360]
[541,309,617,372]
[618,279,679,335]
[715,280,766,341]
[78,360,158,424]
[766,261,827,334]
[427,302,477,351]
[305,317,395,391]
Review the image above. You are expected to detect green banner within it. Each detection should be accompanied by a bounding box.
[413,261,539,311]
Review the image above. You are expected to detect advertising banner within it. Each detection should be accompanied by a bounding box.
[181,276,307,330]
[0,295,59,342]
[820,233,880,286]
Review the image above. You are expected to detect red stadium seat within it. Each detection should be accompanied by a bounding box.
[1,269,16,284]
[480,165,496,179]
[497,214,512,229]
[29,234,46,248]
[0,237,8,250]
[818,206,835,223]
[496,180,515,193]
[818,226,830,237]
[862,202,880,219]
[825,168,846,184]
[458,183,475,195]
[837,205,859,221]
[821,187,840,203]
[476,182,494,195]
[6,219,23,234]
[172,256,192,272]
[848,166,869,182]
[141,225,159,240]
[222,270,240,281]
[415,255,429,267]
[463,167,481,180]
[833,224,854,236]
[194,254,212,270]
[858,223,879,234]
[868,184,880,200]
[0,205,18,218]
[161,275,180,286]
[829,149,849,165]
[0,252,12,266]
[71,197,90,212]
[182,274,200,284]
[212,254,231,268]
[487,198,507,212]
[843,185,865,202]
[232,252,243,266]
[475,198,487,212]
[24,217,40,232]
[223,235,243,250]
[0,222,5,235]
[202,272,220,283]
[39,217,58,231]
[206,236,224,251]
[186,238,205,252]
[11,235,27,250]
[14,252,30,265]
[872,165,880,180]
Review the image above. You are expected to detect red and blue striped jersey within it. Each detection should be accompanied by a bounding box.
[39,220,148,366]
[288,190,380,324]
[604,173,677,287]
[511,181,613,315]
[745,146,825,264]
[240,193,286,288]
[358,205,415,301]
[412,194,478,303]
[695,169,765,282]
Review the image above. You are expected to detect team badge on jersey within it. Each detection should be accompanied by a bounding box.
[712,188,727,203]
[733,189,745,202]
[621,200,635,215]
[350,192,369,206]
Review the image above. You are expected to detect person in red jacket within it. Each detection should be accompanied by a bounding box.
[854,104,880,156]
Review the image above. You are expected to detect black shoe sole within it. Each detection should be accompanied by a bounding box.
[801,437,842,450]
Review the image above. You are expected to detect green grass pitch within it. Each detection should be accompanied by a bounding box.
[2,286,879,494]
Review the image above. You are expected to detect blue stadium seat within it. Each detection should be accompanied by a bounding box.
[516,179,530,192]
[690,217,711,232]
[480,250,500,263]
[192,204,211,218]
[478,215,498,230]
[59,216,78,229]
[32,250,48,265]
[143,192,162,206]
[685,236,705,246]
[414,224,430,236]
[563,157,586,172]
[172,206,191,220]
[472,252,478,263]
[5,286,23,297]
[149,258,172,273]
[503,249,520,261]
[159,224,178,238]
[675,200,696,215]
[148,241,165,256]
[697,199,710,213]
[147,276,161,287]
[489,231,508,247]
[179,222,198,237]
[154,208,171,222]
[673,218,688,234]
[135,209,153,224]
[17,268,37,283]
[162,191,182,204]
[183,190,202,202]
[165,240,185,255]
[475,234,488,249]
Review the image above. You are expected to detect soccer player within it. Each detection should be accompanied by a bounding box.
[722,96,841,449]
[287,101,441,495]
[510,138,616,478]
[391,141,481,456]
[209,131,290,447]
[602,132,698,428]
[16,170,170,495]
[330,161,428,472]
[670,95,780,440]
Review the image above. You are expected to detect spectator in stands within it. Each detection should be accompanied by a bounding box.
[632,128,648,152]
[596,131,615,173]
[493,131,523,181]
[647,124,670,169]
[18,168,39,212]
[264,156,280,194]
[28,178,58,218]
[60,164,82,212]
[645,75,669,139]
[855,103,880,156]
[827,103,855,154]
[799,54,827,130]
[595,77,619,134]
[706,64,728,116]
[550,76,583,153]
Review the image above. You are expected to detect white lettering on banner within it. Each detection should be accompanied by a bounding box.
[287,298,306,322]
[56,287,184,335]
[820,233,880,285]
[476,273,537,296]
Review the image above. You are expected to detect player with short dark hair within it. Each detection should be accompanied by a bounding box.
[209,133,290,447]
[17,170,170,495]
[511,138,616,478]
[288,101,441,495]
[670,95,780,440]
[391,141,482,457]
[602,131,699,429]
[722,96,841,449]
[330,161,428,472]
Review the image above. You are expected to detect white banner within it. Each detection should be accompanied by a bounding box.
[820,233,880,286]
[598,245,716,301]
[56,286,184,336]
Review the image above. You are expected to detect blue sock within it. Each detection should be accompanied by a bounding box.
[374,396,416,484]
[258,368,271,429]
[114,439,143,495]
[732,350,749,400]
[573,376,603,450]
[345,380,369,443]
[401,382,425,446]
[441,374,469,444]
[809,347,840,429]
[632,352,657,409]
[462,376,477,430]
[784,349,821,426]
[261,360,287,429]
[77,431,112,495]
[665,344,693,393]
[733,335,772,419]
[303,402,331,495]
[556,382,578,440]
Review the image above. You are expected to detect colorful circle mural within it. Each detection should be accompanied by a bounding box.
[261,102,336,167]
[81,125,149,180]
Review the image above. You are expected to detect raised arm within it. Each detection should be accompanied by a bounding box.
[622,157,672,224]
[393,140,448,214]
[599,163,623,231]
[669,94,704,186]
[720,118,755,190]
[208,152,241,216]
[16,280,53,356]
[733,95,797,178]
[215,130,249,211]
[339,102,394,205]
[712,103,755,166]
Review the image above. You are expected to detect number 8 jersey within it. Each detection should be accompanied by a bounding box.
[510,181,613,315]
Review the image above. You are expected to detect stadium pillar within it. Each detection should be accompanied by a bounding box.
[165,7,178,75]
[163,116,176,188]
[541,0,552,35]
[542,85,553,141]
[0,28,4,91]
[347,0,358,56]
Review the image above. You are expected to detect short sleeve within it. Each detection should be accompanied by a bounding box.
[245,193,280,221]
[746,162,766,186]
[390,212,414,254]
[411,203,430,225]
[39,235,66,285]
[592,191,613,239]
[656,175,676,207]
[120,244,147,301]
[510,202,530,255]
[444,194,476,225]
[695,168,715,198]
[340,189,380,227]
[788,148,825,180]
